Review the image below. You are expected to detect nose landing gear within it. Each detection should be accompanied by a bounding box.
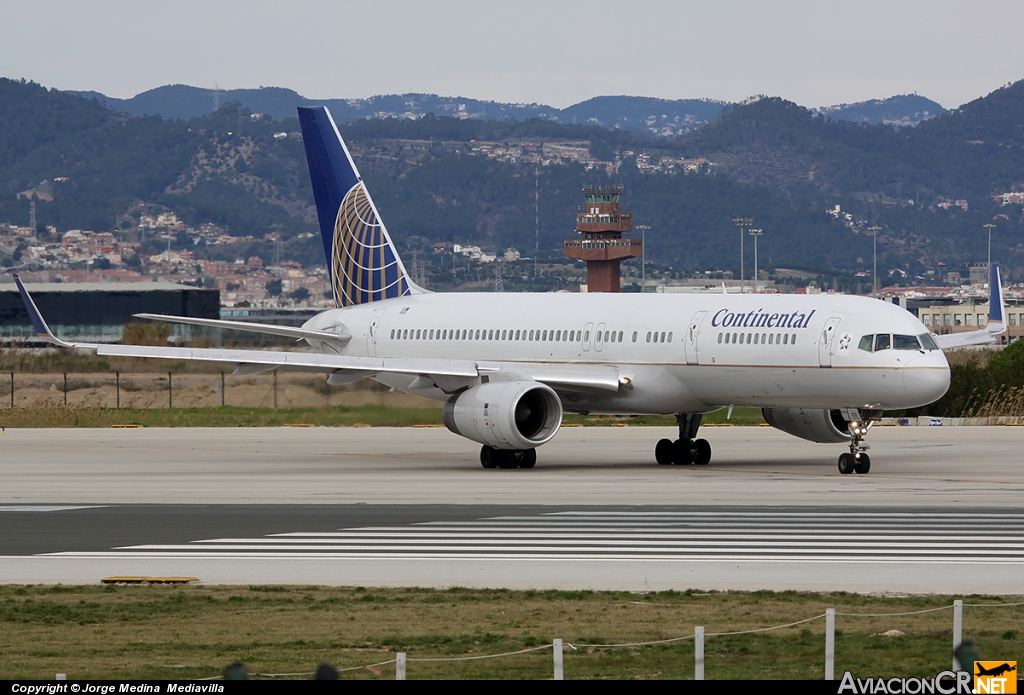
[837,409,877,475]
[655,413,712,466]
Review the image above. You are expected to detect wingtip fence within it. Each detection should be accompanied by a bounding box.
[172,599,1023,680]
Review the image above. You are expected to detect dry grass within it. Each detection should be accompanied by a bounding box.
[961,384,1024,419]
[1,585,1021,680]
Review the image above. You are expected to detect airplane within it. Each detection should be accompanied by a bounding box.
[975,663,1016,678]
[13,105,953,475]
[930,262,1008,349]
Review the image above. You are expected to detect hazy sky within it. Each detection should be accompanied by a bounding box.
[2,0,1022,109]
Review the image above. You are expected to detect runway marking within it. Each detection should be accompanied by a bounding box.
[0,505,107,513]
[43,510,1024,564]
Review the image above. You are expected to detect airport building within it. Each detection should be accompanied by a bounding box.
[0,282,219,343]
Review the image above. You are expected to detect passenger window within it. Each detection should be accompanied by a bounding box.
[429,329,434,340]
[618,331,623,342]
[475,330,480,340]
[754,334,759,345]
[514,330,520,340]
[858,335,874,352]
[874,334,891,351]
[718,333,723,344]
[646,332,652,343]
[792,334,796,345]
[783,334,788,345]
[488,330,494,340]
[584,331,590,342]
[632,331,638,342]
[416,329,421,340]
[768,334,773,345]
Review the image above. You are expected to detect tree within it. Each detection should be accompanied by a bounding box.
[266,278,283,296]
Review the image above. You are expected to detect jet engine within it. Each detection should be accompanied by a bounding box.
[443,381,562,450]
[761,408,852,444]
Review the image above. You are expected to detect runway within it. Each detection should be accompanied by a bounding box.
[2,426,1022,592]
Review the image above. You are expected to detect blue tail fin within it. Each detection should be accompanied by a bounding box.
[986,263,1007,336]
[297,106,417,307]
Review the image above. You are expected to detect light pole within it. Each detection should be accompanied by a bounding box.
[867,226,881,297]
[732,216,752,292]
[637,224,650,281]
[983,223,996,278]
[748,228,762,293]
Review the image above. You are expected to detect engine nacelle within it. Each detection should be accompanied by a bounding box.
[761,408,851,444]
[443,381,562,450]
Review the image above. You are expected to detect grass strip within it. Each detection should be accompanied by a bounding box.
[0,585,1020,680]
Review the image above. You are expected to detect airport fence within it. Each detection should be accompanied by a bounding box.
[140,598,1024,680]
[0,370,423,410]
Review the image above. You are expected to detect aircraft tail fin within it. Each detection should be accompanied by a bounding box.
[986,263,1007,336]
[297,106,422,308]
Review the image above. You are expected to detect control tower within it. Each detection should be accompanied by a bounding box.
[563,185,642,292]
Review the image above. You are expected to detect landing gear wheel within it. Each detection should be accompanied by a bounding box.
[854,453,871,475]
[672,439,693,465]
[692,439,712,466]
[480,446,498,469]
[496,450,519,469]
[519,449,537,469]
[655,439,674,466]
[838,452,855,475]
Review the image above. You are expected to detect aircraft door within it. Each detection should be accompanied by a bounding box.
[818,316,842,367]
[367,308,387,356]
[684,311,708,366]
[595,322,606,352]
[581,322,594,351]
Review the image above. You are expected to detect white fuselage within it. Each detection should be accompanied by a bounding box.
[303,291,950,414]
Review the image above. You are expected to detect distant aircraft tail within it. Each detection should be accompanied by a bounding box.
[986,263,1007,337]
[297,106,422,308]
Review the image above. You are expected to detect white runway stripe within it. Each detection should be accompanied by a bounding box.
[47,510,1024,564]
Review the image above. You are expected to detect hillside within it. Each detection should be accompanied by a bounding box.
[677,85,1024,278]
[6,76,1024,285]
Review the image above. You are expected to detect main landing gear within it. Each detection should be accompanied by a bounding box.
[837,409,877,475]
[655,413,712,466]
[480,446,537,470]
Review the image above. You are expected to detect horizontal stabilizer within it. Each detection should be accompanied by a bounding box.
[133,313,351,347]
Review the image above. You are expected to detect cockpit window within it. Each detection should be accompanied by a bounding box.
[893,334,922,350]
[858,335,874,352]
[919,333,939,351]
[874,334,891,351]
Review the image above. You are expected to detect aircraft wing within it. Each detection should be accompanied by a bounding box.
[14,275,625,394]
[932,330,997,349]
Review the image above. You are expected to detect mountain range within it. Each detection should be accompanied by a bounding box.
[3,76,1022,288]
[69,85,944,138]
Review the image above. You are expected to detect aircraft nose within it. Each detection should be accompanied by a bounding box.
[902,354,950,407]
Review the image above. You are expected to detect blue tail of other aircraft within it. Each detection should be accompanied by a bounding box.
[297,106,414,308]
